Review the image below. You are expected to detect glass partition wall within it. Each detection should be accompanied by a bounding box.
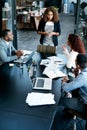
[75,0,87,50]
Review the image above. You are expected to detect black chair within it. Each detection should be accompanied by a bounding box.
[64,108,87,130]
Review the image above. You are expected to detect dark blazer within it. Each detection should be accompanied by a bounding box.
[37,18,61,46]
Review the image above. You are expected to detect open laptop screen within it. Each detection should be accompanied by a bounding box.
[33,77,52,90]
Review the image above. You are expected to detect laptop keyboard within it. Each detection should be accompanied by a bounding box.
[22,55,30,63]
[36,79,44,88]
[14,54,32,63]
[14,51,34,63]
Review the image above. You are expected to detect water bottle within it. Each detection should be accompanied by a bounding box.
[33,65,37,78]
[32,61,37,78]
[29,64,34,79]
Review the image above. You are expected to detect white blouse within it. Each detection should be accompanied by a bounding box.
[43,21,54,46]
[63,49,78,69]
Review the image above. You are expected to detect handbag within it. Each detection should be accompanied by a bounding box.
[37,45,56,54]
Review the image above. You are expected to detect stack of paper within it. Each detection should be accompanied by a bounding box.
[26,92,55,106]
[43,67,66,79]
[47,56,63,62]
[40,56,65,68]
[40,59,50,66]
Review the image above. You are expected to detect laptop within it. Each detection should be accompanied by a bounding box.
[33,77,52,90]
[14,51,34,63]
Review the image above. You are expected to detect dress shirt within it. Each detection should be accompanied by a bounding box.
[62,68,87,104]
[43,21,54,46]
[5,41,11,56]
[0,38,17,65]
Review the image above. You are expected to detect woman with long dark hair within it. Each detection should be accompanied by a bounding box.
[62,34,86,69]
[62,34,86,81]
[37,6,61,47]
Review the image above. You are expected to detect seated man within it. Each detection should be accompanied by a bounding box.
[50,53,87,130]
[0,29,23,65]
[60,53,87,113]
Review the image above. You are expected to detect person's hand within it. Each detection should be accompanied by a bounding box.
[45,32,54,37]
[44,31,49,36]
[73,67,80,77]
[16,50,23,58]
[62,45,67,51]
[47,32,53,37]
[62,76,69,83]
[47,32,59,37]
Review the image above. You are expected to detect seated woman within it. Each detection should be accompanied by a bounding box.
[62,34,86,81]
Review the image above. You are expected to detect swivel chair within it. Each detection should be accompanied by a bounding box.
[64,108,87,130]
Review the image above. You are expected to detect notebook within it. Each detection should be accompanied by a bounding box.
[33,77,52,90]
[14,51,34,63]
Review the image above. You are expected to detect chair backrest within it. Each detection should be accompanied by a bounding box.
[37,45,56,55]
[65,108,87,120]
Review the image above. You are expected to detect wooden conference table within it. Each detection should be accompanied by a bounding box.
[0,52,66,130]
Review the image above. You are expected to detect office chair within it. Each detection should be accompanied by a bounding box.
[64,108,87,130]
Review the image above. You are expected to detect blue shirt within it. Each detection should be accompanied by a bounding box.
[62,68,87,104]
[0,38,17,65]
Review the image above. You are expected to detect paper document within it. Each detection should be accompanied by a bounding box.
[26,92,55,106]
[43,67,66,79]
[40,59,50,66]
[47,56,63,62]
[40,59,64,67]
[23,50,33,55]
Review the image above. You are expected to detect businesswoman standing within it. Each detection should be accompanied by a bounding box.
[37,6,61,47]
